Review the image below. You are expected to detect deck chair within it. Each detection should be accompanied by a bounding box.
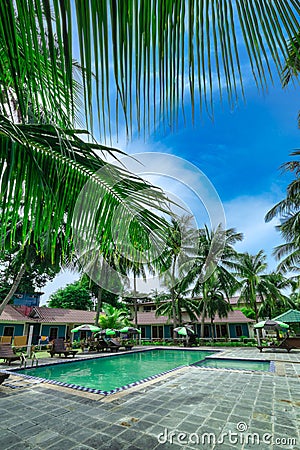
[48,339,78,358]
[257,336,296,353]
[0,336,12,344]
[0,343,21,365]
[104,338,121,352]
[280,337,300,352]
[96,339,109,352]
[13,336,27,347]
[0,372,9,385]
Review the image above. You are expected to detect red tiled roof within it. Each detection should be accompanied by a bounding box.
[136,309,254,325]
[134,296,262,307]
[0,305,32,322]
[137,311,171,325]
[30,307,97,324]
[201,310,254,324]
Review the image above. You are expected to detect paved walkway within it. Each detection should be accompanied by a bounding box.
[0,347,300,449]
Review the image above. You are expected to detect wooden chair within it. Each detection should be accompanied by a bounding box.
[48,339,78,358]
[0,372,9,384]
[13,336,27,347]
[0,343,21,365]
[0,336,12,344]
[257,336,300,353]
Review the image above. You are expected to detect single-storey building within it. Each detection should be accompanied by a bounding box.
[0,305,36,340]
[0,305,97,344]
[131,301,255,340]
[0,299,254,344]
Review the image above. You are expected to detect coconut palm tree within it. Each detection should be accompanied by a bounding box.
[266,150,300,273]
[265,29,300,271]
[159,215,199,327]
[233,250,287,322]
[2,2,297,139]
[0,6,172,311]
[196,271,232,339]
[155,274,199,326]
[257,272,291,319]
[188,226,242,337]
[1,2,299,310]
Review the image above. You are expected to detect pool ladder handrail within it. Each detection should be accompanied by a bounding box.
[20,353,27,368]
[31,352,38,367]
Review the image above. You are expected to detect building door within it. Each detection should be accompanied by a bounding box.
[152,325,163,339]
[49,327,58,341]
[216,324,228,338]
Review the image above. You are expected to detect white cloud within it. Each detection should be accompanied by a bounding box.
[223,194,282,271]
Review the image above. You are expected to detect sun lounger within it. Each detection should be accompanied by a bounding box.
[0,372,9,384]
[96,339,109,352]
[48,339,78,358]
[104,338,121,352]
[0,343,21,365]
[257,337,300,353]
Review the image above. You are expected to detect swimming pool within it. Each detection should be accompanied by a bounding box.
[17,349,215,395]
[193,358,273,372]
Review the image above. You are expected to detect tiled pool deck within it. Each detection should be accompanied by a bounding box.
[0,346,300,449]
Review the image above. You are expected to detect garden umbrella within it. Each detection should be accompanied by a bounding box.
[98,328,116,336]
[174,326,195,336]
[71,324,101,333]
[119,327,141,334]
[254,320,289,330]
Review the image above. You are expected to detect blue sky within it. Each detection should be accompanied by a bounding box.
[41,78,299,304]
[41,10,300,304]
[120,79,299,261]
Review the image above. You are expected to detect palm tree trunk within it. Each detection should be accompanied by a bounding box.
[94,286,103,326]
[200,303,206,338]
[133,270,138,328]
[94,260,106,326]
[171,256,177,329]
[200,284,207,339]
[211,317,215,340]
[253,296,259,322]
[0,263,26,315]
[178,304,182,326]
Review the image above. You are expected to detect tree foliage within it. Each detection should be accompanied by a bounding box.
[98,303,130,329]
[48,279,94,311]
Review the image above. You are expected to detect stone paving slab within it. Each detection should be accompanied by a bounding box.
[0,347,300,449]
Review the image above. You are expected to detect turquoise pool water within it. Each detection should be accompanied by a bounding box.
[18,349,214,392]
[194,358,271,372]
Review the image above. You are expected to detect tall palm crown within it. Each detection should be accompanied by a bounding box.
[188,226,242,337]
[233,250,286,322]
[266,151,300,273]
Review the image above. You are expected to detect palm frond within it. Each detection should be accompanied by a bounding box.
[1,1,299,138]
[0,116,171,261]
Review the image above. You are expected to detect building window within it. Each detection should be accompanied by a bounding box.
[80,331,87,340]
[235,325,243,337]
[49,327,58,340]
[3,326,14,337]
[152,325,163,339]
[216,324,228,338]
[143,305,156,312]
